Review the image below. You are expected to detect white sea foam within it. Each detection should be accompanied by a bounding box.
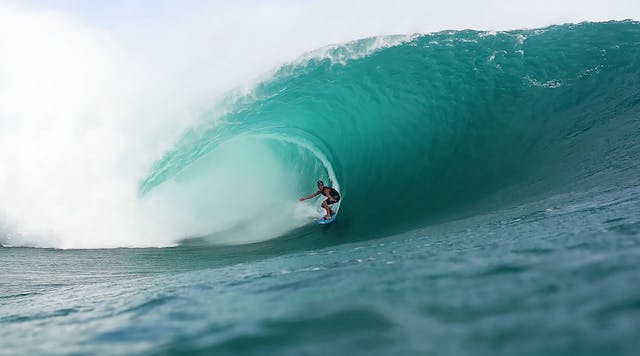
[524,76,563,88]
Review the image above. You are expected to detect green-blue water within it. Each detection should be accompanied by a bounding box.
[2,21,640,355]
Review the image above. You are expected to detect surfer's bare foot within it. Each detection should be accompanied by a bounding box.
[324,215,331,220]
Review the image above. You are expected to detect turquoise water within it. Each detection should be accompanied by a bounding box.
[2,21,640,355]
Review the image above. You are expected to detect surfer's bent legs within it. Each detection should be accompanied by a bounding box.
[322,200,335,220]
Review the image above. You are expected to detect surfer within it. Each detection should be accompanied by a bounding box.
[299,180,340,220]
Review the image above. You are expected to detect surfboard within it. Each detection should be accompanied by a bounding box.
[317,213,337,225]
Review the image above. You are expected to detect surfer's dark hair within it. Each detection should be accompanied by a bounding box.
[317,180,324,185]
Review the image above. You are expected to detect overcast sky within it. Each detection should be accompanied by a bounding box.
[6,0,640,34]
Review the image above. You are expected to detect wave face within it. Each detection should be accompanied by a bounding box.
[139,21,640,244]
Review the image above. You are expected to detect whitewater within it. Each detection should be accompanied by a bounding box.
[1,1,640,355]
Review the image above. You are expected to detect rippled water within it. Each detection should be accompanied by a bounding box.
[2,184,639,355]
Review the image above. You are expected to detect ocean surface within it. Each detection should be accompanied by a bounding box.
[2,21,640,355]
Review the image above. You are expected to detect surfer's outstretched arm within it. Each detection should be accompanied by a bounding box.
[299,191,320,201]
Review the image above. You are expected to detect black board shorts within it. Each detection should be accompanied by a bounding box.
[324,196,340,205]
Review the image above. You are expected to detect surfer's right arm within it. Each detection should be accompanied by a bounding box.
[299,191,320,201]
